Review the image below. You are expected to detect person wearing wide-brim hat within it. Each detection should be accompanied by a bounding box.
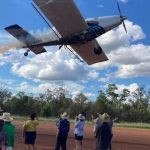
[55,112,70,150]
[60,112,68,119]
[74,114,85,150]
[0,112,16,150]
[96,113,112,150]
[101,113,110,123]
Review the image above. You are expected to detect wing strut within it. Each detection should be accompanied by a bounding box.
[32,2,83,63]
[31,2,60,39]
[65,46,84,63]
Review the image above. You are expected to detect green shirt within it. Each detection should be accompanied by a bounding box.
[3,122,16,147]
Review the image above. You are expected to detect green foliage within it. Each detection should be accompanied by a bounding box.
[0,84,150,122]
[40,104,51,117]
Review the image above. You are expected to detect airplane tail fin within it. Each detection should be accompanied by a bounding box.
[5,24,46,54]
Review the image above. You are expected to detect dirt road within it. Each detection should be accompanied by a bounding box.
[13,120,150,150]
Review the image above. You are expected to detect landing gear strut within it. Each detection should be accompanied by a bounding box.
[24,49,30,56]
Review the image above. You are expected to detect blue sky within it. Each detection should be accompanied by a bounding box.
[0,0,150,100]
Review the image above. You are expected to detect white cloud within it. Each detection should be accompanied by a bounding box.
[92,20,150,78]
[88,70,99,79]
[0,19,149,89]
[98,77,110,83]
[1,20,147,81]
[15,81,85,98]
[118,0,128,3]
[97,20,145,53]
[116,83,139,93]
[11,49,89,81]
[98,4,104,8]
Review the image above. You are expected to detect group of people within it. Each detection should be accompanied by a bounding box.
[0,108,38,150]
[55,112,85,150]
[55,111,115,150]
[0,107,115,150]
[92,113,116,150]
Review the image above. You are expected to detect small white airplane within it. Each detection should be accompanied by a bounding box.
[4,0,127,65]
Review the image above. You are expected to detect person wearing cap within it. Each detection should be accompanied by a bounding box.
[74,114,85,150]
[0,119,7,150]
[0,113,16,150]
[96,113,112,150]
[23,113,39,150]
[55,112,70,150]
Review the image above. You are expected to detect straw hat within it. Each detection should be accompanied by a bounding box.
[78,114,85,120]
[0,112,13,122]
[61,112,68,119]
[101,113,110,122]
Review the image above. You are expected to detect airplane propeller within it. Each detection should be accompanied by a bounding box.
[117,2,127,33]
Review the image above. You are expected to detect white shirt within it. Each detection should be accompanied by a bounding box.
[74,120,85,136]
[93,117,102,133]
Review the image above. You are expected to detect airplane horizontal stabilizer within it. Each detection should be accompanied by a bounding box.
[30,46,46,54]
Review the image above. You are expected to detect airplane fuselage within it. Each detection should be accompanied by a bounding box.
[28,15,126,49]
[28,24,106,49]
[62,24,105,45]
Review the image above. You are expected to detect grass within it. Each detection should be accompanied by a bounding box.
[13,116,150,129]
[13,115,58,122]
[114,122,150,129]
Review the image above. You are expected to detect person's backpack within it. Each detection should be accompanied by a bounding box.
[100,122,112,150]
[59,119,70,136]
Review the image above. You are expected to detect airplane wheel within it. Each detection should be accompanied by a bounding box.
[24,52,28,56]
[94,47,102,55]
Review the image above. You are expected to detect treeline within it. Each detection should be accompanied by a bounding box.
[0,83,150,122]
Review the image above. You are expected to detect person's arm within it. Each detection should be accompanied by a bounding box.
[68,121,70,132]
[35,119,39,126]
[74,121,79,128]
[75,116,78,122]
[113,117,118,122]
[95,125,101,138]
[23,122,27,137]
[23,128,25,137]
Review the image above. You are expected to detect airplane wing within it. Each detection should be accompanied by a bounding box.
[34,0,108,64]
[33,0,88,37]
[5,24,46,54]
[71,40,108,65]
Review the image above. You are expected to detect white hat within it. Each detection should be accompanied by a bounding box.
[78,114,85,120]
[0,112,13,122]
[61,112,68,119]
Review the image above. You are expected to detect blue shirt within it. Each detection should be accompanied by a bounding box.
[74,120,85,136]
[58,119,70,136]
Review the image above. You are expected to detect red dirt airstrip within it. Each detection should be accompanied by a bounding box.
[13,120,150,150]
